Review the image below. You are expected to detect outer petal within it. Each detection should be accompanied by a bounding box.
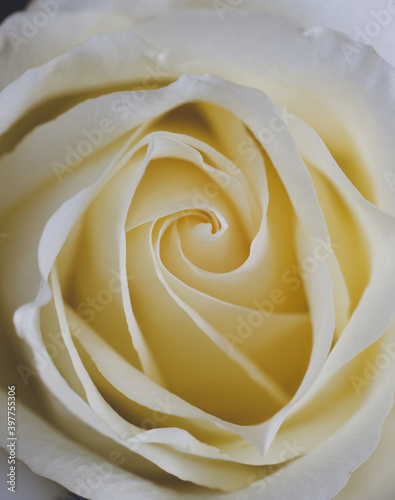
[334,401,395,500]
[0,10,135,90]
[0,449,65,499]
[27,0,395,67]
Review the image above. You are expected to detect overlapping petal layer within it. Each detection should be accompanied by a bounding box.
[0,8,395,500]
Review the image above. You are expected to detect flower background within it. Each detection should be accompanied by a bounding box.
[0,1,394,499]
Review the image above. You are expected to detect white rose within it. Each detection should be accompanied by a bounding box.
[0,1,395,499]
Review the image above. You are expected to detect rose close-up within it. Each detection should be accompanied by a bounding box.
[1,1,395,499]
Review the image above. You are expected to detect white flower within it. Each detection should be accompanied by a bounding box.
[0,1,394,499]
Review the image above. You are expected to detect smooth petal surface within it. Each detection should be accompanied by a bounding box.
[335,400,395,500]
[27,0,395,66]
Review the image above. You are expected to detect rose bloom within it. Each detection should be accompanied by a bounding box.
[1,0,395,499]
